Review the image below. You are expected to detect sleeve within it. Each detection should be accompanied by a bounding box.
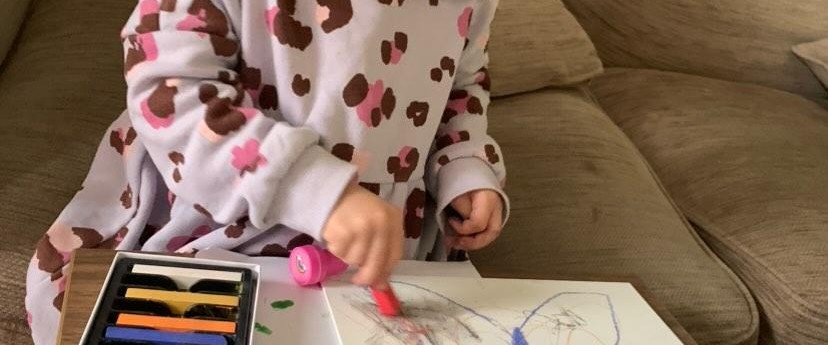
[121,0,356,240]
[425,1,510,232]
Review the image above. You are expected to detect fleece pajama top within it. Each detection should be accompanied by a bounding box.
[25,0,508,343]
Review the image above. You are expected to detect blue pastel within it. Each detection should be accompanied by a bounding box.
[104,326,228,345]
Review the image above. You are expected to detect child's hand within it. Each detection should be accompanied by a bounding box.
[447,189,504,250]
[322,183,404,287]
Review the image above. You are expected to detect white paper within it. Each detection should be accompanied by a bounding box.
[196,248,338,345]
[323,276,684,345]
[196,248,480,345]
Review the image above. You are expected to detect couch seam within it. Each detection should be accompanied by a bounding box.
[578,82,761,345]
[687,213,828,325]
[0,0,35,76]
[692,221,828,344]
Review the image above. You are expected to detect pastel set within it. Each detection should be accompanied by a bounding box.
[82,257,256,345]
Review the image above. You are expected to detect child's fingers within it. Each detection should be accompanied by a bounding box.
[351,267,374,286]
[454,204,503,251]
[450,194,473,219]
[352,235,389,286]
[448,218,465,234]
[326,234,355,266]
[384,224,404,279]
[487,200,504,235]
[464,192,494,234]
[455,230,498,251]
[450,215,477,236]
[368,206,404,286]
[379,223,404,281]
[372,279,391,291]
[339,237,369,268]
[444,235,458,249]
[352,258,381,286]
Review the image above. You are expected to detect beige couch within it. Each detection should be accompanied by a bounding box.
[1,0,826,344]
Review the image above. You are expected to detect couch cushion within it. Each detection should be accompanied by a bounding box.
[472,86,758,345]
[590,68,828,345]
[794,38,828,94]
[563,0,828,100]
[488,0,603,97]
[0,0,31,66]
[0,0,136,342]
[0,250,32,344]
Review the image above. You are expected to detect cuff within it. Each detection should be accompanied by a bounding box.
[435,157,510,235]
[267,145,357,241]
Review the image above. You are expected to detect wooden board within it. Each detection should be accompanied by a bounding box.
[58,249,118,345]
[58,249,191,345]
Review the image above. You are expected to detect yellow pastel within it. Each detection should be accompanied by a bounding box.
[124,288,238,314]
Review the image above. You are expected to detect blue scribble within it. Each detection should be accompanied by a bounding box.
[511,328,528,345]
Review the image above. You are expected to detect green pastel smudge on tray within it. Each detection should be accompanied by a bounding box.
[254,322,272,335]
[271,299,295,310]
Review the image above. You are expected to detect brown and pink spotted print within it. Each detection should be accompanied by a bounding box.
[26,1,508,344]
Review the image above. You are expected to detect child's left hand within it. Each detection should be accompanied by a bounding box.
[447,189,504,250]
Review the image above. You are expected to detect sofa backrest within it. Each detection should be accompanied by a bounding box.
[488,0,603,97]
[0,0,135,243]
[563,0,828,100]
[0,0,604,106]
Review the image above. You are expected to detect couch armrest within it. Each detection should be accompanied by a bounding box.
[470,86,759,345]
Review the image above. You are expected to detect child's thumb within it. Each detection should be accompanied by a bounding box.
[450,194,473,219]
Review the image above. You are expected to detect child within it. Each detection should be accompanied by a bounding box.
[26,0,508,343]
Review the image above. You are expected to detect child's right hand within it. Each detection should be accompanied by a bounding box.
[322,183,404,287]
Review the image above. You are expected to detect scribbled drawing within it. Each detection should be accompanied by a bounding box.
[331,281,621,345]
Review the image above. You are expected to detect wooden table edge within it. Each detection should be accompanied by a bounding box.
[56,251,77,344]
[59,249,190,345]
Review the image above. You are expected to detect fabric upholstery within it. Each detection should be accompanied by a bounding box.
[563,0,828,100]
[0,1,794,344]
[0,0,136,342]
[0,248,32,344]
[488,0,603,97]
[794,39,828,94]
[590,68,828,345]
[0,0,31,66]
[471,86,758,345]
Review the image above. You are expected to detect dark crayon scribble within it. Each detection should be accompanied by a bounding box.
[337,281,622,345]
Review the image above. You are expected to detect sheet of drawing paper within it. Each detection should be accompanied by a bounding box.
[196,248,480,345]
[323,276,684,345]
[196,248,337,345]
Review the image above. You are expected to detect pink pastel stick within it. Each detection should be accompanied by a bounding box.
[371,286,402,316]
